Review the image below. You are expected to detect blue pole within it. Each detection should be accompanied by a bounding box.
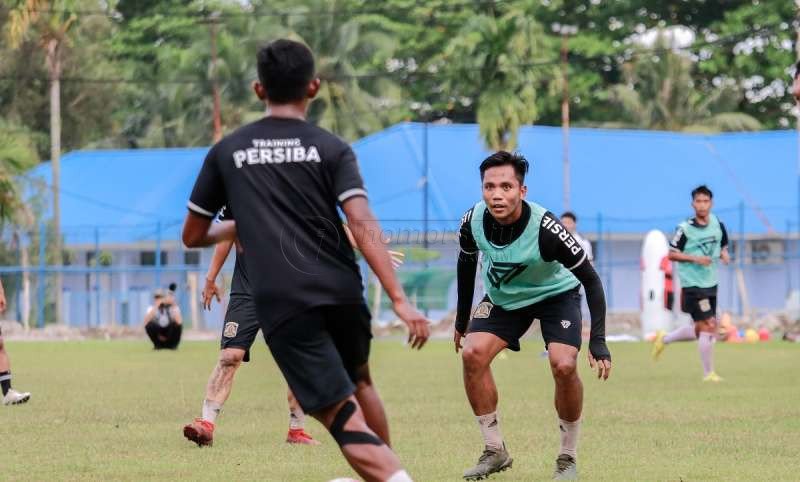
[738,201,745,317]
[94,227,101,328]
[605,218,613,310]
[155,221,162,288]
[37,222,46,328]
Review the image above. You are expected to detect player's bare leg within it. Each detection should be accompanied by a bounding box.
[313,395,411,482]
[548,343,581,480]
[183,347,245,446]
[0,335,30,406]
[287,389,320,445]
[353,364,391,446]
[460,332,513,479]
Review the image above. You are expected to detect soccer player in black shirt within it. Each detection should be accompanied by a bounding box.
[182,39,427,482]
[183,206,320,447]
[454,152,611,480]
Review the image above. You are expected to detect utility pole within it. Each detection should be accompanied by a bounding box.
[46,37,64,324]
[795,0,800,292]
[558,24,578,212]
[205,12,223,142]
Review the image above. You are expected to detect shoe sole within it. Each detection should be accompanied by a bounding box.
[286,438,321,445]
[463,458,513,480]
[4,394,30,406]
[183,425,213,447]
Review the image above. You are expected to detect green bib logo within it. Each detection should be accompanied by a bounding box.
[487,261,527,288]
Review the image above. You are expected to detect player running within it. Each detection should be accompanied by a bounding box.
[454,151,611,480]
[182,39,428,482]
[183,206,320,447]
[0,278,31,405]
[183,209,404,447]
[652,185,730,382]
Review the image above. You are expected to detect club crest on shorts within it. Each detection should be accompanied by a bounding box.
[473,301,493,319]
[223,322,239,338]
[561,320,571,329]
[698,299,711,312]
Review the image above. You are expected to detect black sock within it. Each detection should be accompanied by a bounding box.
[0,371,11,396]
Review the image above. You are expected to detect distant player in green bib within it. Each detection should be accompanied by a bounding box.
[454,151,611,481]
[652,185,730,382]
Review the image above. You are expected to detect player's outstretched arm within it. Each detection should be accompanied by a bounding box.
[203,240,234,310]
[454,208,479,353]
[571,262,612,380]
[539,211,611,379]
[341,196,429,349]
[182,212,236,248]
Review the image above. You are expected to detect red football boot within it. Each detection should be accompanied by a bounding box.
[183,418,215,447]
[286,428,321,445]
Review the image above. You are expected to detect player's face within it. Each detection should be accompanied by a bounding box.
[561,216,576,233]
[692,194,712,218]
[793,74,800,103]
[482,165,527,223]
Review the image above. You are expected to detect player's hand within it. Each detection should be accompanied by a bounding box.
[392,299,430,350]
[720,249,731,265]
[202,278,222,310]
[454,329,464,353]
[588,353,612,380]
[588,340,612,380]
[694,256,712,266]
[388,250,405,270]
[0,291,5,313]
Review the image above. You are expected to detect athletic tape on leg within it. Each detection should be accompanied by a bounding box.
[329,400,384,446]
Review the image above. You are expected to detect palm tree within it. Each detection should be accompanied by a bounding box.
[0,120,38,228]
[607,44,761,132]
[277,0,405,140]
[7,0,79,324]
[437,4,554,150]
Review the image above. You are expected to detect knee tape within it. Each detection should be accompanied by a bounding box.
[329,400,384,446]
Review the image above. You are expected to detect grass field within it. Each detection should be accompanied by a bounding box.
[2,339,799,481]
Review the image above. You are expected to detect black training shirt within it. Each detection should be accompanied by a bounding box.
[188,117,367,334]
[216,205,251,298]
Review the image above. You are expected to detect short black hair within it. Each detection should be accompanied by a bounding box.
[256,39,315,103]
[479,151,529,184]
[795,61,800,79]
[691,184,713,199]
[561,211,577,222]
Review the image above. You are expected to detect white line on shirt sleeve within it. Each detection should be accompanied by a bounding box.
[187,201,215,218]
[338,188,368,203]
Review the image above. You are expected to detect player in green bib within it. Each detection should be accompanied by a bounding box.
[454,152,611,481]
[652,185,730,382]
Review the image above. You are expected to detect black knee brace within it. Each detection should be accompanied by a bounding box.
[329,400,384,447]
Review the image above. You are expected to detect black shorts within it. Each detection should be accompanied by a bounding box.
[467,287,582,352]
[220,295,261,362]
[681,287,717,322]
[265,304,372,414]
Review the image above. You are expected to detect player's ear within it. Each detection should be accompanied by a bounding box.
[307,78,321,99]
[520,184,527,199]
[253,81,268,101]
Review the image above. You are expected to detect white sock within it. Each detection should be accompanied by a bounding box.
[476,411,504,451]
[663,324,697,344]
[289,406,305,430]
[386,469,413,482]
[558,418,581,458]
[202,399,222,424]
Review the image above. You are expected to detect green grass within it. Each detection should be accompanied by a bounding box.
[2,339,799,481]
